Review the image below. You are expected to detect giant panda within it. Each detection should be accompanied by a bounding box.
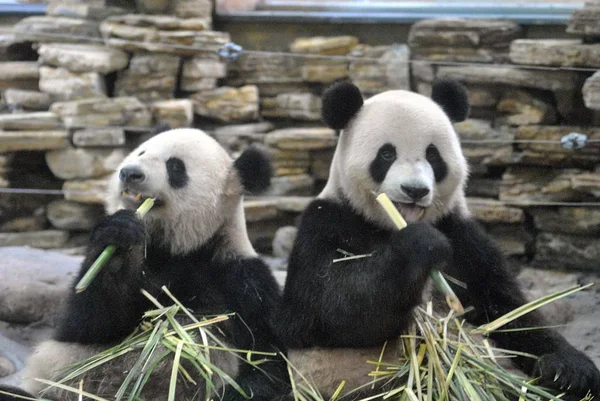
[0,128,289,401]
[276,80,600,399]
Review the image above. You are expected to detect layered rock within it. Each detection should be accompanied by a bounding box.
[71,127,126,147]
[437,66,579,92]
[13,16,100,43]
[531,207,600,237]
[99,14,214,55]
[45,147,127,180]
[290,36,359,55]
[514,126,600,167]
[51,97,152,128]
[0,62,40,91]
[46,200,104,231]
[533,233,600,271]
[409,18,521,63]
[180,57,226,92]
[510,39,600,68]
[0,112,60,131]
[264,128,337,151]
[567,0,600,37]
[500,167,600,203]
[115,53,180,102]
[62,177,110,204]
[37,43,129,74]
[151,99,194,128]
[191,85,259,122]
[349,45,410,95]
[46,0,127,21]
[0,130,68,153]
[0,231,69,249]
[582,71,600,110]
[2,90,52,111]
[496,90,557,126]
[261,93,321,120]
[453,119,513,169]
[38,66,107,101]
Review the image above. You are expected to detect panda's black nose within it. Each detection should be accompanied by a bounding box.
[401,185,430,201]
[119,167,146,184]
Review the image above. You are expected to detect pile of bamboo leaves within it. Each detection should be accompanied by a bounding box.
[287,284,594,401]
[35,286,276,401]
[26,283,595,401]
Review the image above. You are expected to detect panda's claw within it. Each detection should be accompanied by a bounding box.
[533,347,600,399]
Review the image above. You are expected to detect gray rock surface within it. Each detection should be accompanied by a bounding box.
[0,247,81,387]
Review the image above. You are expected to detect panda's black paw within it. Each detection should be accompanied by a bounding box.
[90,210,145,250]
[391,223,452,270]
[533,346,600,399]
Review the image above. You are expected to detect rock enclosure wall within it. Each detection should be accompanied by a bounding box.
[0,0,598,273]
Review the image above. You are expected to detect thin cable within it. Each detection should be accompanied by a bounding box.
[0,187,598,207]
[3,27,600,72]
[1,119,599,149]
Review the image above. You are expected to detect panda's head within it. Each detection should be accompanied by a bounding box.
[106,128,272,255]
[320,79,470,229]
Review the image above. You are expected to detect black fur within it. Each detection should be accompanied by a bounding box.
[277,199,451,348]
[431,79,470,122]
[321,81,364,130]
[47,210,288,400]
[434,213,600,399]
[150,122,171,136]
[369,143,397,183]
[277,199,600,399]
[234,146,273,195]
[166,157,188,189]
[425,144,448,182]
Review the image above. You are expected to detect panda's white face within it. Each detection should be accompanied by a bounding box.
[106,128,246,255]
[323,90,469,229]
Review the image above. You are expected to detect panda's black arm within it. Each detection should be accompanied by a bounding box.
[216,258,290,401]
[278,199,450,348]
[54,210,149,345]
[435,212,600,396]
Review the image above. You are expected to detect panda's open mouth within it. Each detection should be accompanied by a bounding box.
[121,188,164,208]
[393,202,426,222]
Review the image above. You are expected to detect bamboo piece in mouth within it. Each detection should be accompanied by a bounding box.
[375,193,464,314]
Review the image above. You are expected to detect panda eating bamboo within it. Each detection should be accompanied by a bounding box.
[0,128,289,401]
[276,79,600,400]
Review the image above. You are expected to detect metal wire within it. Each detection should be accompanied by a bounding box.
[0,28,597,208]
[0,187,598,207]
[2,27,600,72]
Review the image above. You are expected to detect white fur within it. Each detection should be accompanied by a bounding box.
[302,90,471,397]
[106,128,256,257]
[320,89,470,229]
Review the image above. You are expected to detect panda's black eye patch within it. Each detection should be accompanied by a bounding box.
[370,143,396,183]
[426,144,448,183]
[166,157,188,189]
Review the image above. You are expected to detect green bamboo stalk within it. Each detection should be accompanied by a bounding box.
[375,193,464,313]
[75,198,155,293]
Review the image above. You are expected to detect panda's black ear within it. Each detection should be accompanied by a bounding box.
[151,122,171,136]
[234,146,272,195]
[322,81,364,130]
[431,79,470,123]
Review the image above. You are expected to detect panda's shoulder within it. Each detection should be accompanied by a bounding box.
[300,199,353,226]
[297,198,368,240]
